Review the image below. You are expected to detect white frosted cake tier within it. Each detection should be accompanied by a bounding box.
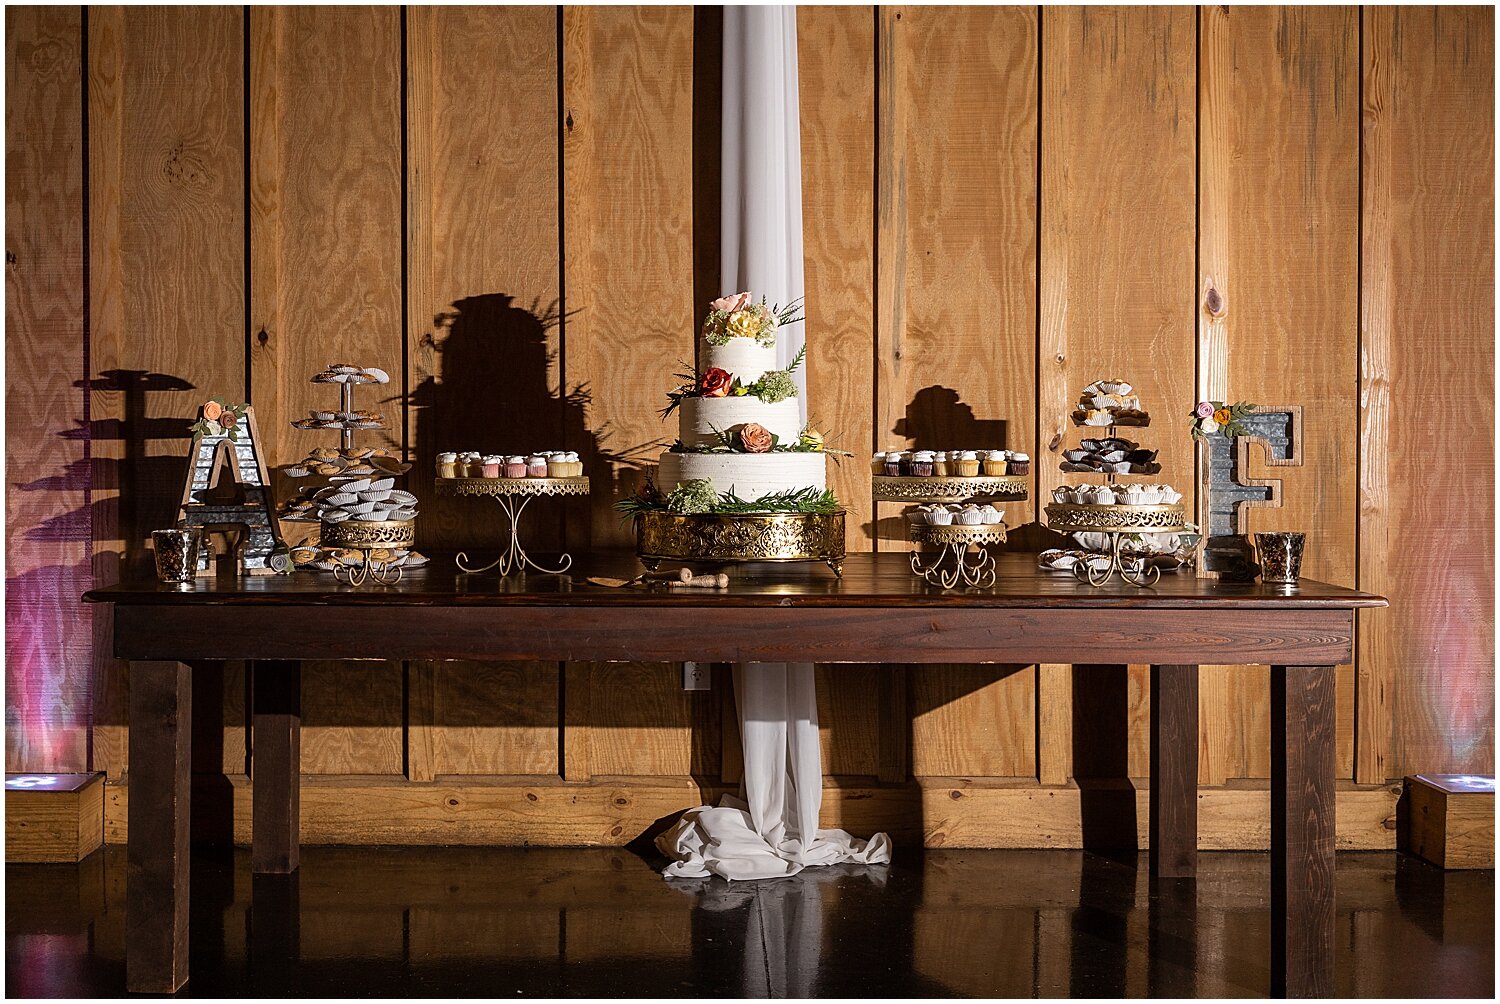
[658,450,826,502]
[702,337,779,383]
[678,396,802,448]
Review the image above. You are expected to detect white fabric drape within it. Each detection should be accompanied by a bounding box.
[657,8,891,882]
[718,4,807,421]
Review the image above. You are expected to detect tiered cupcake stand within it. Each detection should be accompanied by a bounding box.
[283,365,414,587]
[1043,422,1184,588]
[434,475,590,576]
[873,474,1028,587]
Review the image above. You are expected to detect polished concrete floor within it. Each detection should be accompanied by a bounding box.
[6,845,1493,998]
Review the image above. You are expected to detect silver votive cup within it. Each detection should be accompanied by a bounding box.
[1255,531,1305,584]
[152,528,202,584]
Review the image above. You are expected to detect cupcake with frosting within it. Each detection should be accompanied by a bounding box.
[954,450,980,477]
[932,450,950,477]
[527,455,548,478]
[983,449,1008,476]
[883,452,903,477]
[504,455,527,478]
[482,454,503,478]
[910,450,935,477]
[465,452,486,478]
[871,452,887,475]
[1009,452,1031,475]
[436,451,458,479]
[548,451,583,477]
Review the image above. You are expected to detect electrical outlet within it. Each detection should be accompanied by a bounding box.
[681,662,710,691]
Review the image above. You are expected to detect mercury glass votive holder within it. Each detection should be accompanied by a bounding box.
[152,528,203,584]
[1255,531,1305,585]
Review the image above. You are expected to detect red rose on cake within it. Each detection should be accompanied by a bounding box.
[739,423,773,454]
[699,367,733,398]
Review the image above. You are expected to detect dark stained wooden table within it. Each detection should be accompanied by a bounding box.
[86,552,1386,997]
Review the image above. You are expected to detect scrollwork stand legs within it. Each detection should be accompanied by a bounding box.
[455,493,574,576]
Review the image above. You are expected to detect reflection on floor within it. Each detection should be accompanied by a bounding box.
[6,846,1493,998]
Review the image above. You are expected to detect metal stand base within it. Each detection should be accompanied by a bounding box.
[455,493,573,577]
[332,551,403,587]
[1073,532,1160,588]
[911,542,997,588]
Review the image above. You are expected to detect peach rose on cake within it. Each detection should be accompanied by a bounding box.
[739,423,774,453]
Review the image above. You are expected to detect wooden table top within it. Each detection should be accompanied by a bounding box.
[85,552,1386,610]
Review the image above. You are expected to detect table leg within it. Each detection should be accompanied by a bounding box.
[252,660,301,874]
[1271,664,1337,998]
[1149,664,1199,878]
[126,660,192,993]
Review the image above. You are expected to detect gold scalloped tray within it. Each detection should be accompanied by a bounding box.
[635,510,846,575]
[872,474,1029,503]
[1044,502,1186,533]
[434,476,590,498]
[909,522,1008,546]
[319,518,415,550]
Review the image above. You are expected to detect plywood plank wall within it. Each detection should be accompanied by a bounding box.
[5,6,90,772]
[6,5,1493,843]
[1360,5,1495,778]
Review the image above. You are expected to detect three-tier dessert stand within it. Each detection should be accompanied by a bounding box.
[873,474,1028,587]
[1043,417,1184,587]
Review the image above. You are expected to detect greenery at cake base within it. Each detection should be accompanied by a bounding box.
[616,478,841,517]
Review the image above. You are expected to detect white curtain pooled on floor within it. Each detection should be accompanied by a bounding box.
[655,7,892,882]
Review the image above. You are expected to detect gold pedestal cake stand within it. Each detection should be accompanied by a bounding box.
[1043,503,1186,587]
[435,476,590,576]
[634,510,846,577]
[873,474,1027,586]
[321,518,416,586]
[907,522,1007,588]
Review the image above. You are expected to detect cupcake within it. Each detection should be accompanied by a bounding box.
[926,506,954,526]
[1009,452,1031,475]
[436,451,458,479]
[954,450,980,477]
[983,449,1009,476]
[978,504,1004,525]
[504,455,527,478]
[932,451,950,477]
[956,505,984,525]
[1095,486,1118,505]
[527,455,548,478]
[883,452,904,477]
[464,452,485,478]
[871,452,888,475]
[549,451,583,477]
[910,450,935,477]
[482,454,503,478]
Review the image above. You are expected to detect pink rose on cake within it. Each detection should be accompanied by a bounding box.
[699,367,733,398]
[739,423,774,453]
[710,291,752,313]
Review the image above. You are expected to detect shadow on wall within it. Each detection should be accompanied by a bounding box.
[406,293,631,552]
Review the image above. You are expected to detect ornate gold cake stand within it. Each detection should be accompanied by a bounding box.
[873,474,1027,586]
[320,518,416,586]
[634,510,846,577]
[1043,503,1186,586]
[872,474,1029,504]
[907,522,1006,588]
[435,476,590,576]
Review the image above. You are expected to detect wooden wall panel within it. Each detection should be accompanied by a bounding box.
[403,7,562,779]
[1361,5,1495,778]
[249,6,404,776]
[1198,6,1359,782]
[562,7,698,780]
[87,5,246,777]
[880,5,1039,778]
[798,5,882,779]
[1039,7,1196,785]
[5,6,90,772]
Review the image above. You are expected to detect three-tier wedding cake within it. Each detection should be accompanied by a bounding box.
[656,292,827,502]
